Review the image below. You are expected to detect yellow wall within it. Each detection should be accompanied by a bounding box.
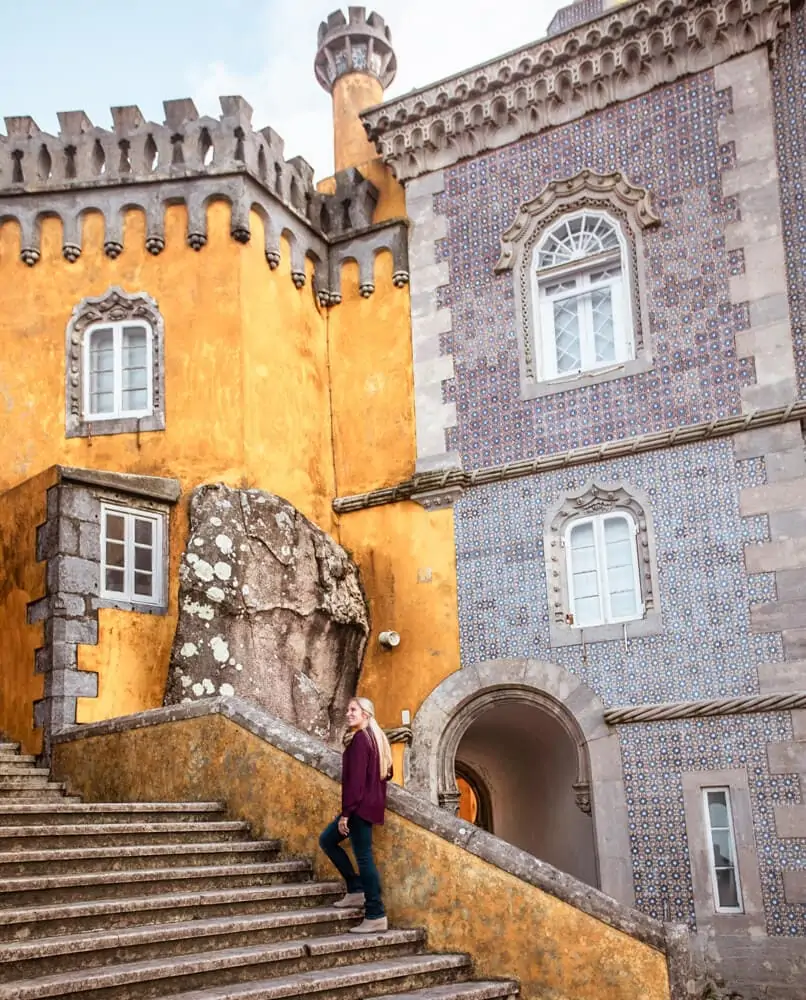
[0,179,454,740]
[52,714,672,1000]
[332,72,384,172]
[0,205,335,521]
[0,202,340,731]
[339,504,461,729]
[0,468,55,754]
[329,256,415,496]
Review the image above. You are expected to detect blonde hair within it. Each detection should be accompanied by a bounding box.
[349,697,393,780]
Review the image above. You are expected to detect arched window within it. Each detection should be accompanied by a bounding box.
[533,211,633,382]
[544,479,662,646]
[84,320,153,420]
[565,510,642,628]
[65,287,166,438]
[494,170,660,398]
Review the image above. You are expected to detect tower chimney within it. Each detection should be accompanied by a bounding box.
[315,7,397,173]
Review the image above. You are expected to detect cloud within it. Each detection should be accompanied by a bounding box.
[187,0,561,180]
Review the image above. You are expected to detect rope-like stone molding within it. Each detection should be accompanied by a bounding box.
[605,690,806,725]
[333,399,806,513]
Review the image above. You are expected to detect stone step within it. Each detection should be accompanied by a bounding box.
[0,777,55,790]
[0,746,21,755]
[0,821,251,850]
[0,907,366,980]
[140,954,473,1000]
[0,756,36,766]
[0,930,428,999]
[0,766,49,777]
[0,862,313,908]
[372,984,519,1000]
[0,803,225,823]
[0,882,345,941]
[0,795,79,803]
[0,840,281,877]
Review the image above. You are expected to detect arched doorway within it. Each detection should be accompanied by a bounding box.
[408,658,636,905]
[453,694,597,886]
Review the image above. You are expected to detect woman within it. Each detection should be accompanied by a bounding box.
[319,696,393,933]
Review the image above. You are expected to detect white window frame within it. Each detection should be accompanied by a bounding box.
[703,786,744,915]
[100,503,164,607]
[531,210,634,383]
[83,320,154,421]
[563,511,643,628]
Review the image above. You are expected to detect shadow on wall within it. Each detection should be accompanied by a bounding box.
[456,699,598,887]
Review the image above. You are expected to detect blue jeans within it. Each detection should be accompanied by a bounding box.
[319,815,385,919]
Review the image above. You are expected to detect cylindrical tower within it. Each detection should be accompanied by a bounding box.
[315,7,397,173]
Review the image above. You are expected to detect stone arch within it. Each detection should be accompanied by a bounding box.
[409,657,635,904]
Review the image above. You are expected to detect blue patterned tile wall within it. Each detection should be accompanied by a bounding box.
[453,440,804,932]
[620,713,805,933]
[773,0,806,398]
[436,72,754,470]
[454,438,779,705]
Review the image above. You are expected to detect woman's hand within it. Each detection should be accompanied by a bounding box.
[338,815,350,836]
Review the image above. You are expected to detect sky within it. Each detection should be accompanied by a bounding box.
[0,0,561,180]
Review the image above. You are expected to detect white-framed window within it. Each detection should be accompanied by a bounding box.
[703,787,744,914]
[532,211,633,382]
[100,504,164,606]
[84,321,153,421]
[564,511,642,628]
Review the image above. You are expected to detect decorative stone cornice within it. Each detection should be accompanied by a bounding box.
[332,399,806,513]
[0,97,409,304]
[360,0,791,181]
[494,169,660,272]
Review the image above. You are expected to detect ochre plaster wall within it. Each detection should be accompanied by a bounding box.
[338,504,462,729]
[52,714,671,1000]
[332,72,385,172]
[329,255,415,495]
[0,205,336,524]
[0,468,55,753]
[0,204,341,729]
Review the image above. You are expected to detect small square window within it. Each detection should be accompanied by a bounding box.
[100,504,164,607]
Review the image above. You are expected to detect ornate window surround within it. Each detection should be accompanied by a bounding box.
[495,169,661,400]
[65,286,166,438]
[544,478,662,647]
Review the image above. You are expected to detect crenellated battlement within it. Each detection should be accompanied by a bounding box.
[0,96,315,212]
[0,95,409,302]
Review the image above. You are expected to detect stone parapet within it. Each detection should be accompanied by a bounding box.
[360,0,791,180]
[0,98,410,303]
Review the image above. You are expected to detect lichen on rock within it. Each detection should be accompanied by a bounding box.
[165,484,369,741]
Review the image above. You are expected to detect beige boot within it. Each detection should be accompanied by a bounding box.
[333,891,365,909]
[349,916,388,933]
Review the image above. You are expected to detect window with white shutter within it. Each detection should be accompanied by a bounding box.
[100,504,164,606]
[532,211,634,382]
[565,512,642,628]
[85,321,153,421]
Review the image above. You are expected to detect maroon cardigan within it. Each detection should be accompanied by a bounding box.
[341,729,389,825]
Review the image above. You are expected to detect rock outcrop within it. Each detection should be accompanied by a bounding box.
[165,485,369,741]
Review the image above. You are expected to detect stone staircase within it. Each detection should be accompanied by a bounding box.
[0,740,518,1000]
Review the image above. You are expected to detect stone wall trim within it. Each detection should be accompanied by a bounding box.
[333,402,806,513]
